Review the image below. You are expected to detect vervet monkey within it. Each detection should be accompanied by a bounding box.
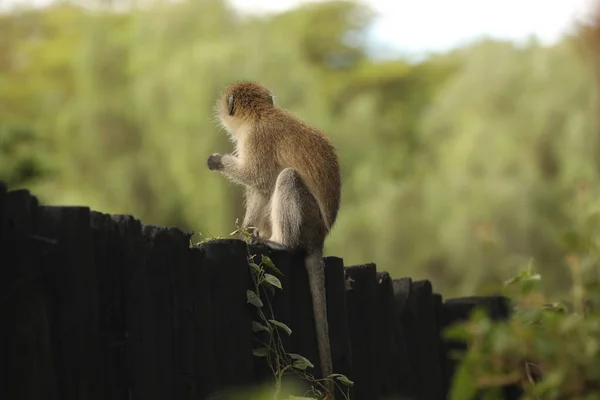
[207,81,341,397]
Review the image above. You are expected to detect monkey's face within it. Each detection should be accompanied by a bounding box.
[217,81,275,140]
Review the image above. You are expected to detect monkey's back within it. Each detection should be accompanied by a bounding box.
[262,109,341,232]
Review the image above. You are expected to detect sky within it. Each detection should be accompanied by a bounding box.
[0,0,596,56]
[230,0,596,57]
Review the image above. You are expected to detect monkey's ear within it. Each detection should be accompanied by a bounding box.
[269,95,274,105]
[228,95,234,116]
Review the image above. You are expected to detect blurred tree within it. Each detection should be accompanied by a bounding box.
[0,0,598,297]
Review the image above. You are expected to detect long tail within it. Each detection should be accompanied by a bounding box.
[305,250,334,398]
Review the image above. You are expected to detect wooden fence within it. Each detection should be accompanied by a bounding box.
[0,181,521,400]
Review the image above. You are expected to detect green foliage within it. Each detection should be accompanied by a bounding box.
[447,194,600,399]
[1,0,600,299]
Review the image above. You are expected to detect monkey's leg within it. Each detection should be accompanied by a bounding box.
[269,168,304,247]
[242,188,270,238]
[270,168,334,397]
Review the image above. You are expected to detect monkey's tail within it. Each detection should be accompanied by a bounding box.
[305,250,335,398]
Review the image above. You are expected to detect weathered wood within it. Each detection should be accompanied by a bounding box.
[2,189,57,400]
[189,245,217,398]
[406,280,444,400]
[0,181,5,237]
[163,227,196,400]
[36,206,100,400]
[172,232,200,400]
[199,239,255,393]
[324,256,353,400]
[134,225,190,399]
[375,271,398,397]
[433,293,447,397]
[392,278,416,398]
[0,181,528,400]
[345,263,378,400]
[90,212,129,400]
[103,215,144,400]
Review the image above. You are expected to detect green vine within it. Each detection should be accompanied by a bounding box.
[234,222,354,400]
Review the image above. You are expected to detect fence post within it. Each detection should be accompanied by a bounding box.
[36,206,100,400]
[199,239,255,393]
[2,189,58,400]
[324,256,353,399]
[345,263,378,400]
[391,278,416,398]
[375,271,399,397]
[188,245,218,398]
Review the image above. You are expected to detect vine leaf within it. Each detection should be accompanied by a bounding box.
[262,255,283,276]
[246,289,264,308]
[268,319,292,335]
[329,374,354,386]
[289,353,314,370]
[264,273,283,290]
[252,347,269,357]
[252,321,270,333]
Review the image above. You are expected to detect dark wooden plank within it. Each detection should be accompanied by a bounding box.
[0,181,6,237]
[405,280,443,400]
[189,246,218,398]
[345,263,378,400]
[1,190,58,400]
[433,293,448,398]
[133,224,189,400]
[36,206,100,400]
[199,239,255,393]
[375,271,398,398]
[108,215,149,400]
[89,212,135,400]
[391,278,416,399]
[164,228,195,400]
[324,256,353,400]
[171,229,196,400]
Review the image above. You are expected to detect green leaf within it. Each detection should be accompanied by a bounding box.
[246,289,264,308]
[252,320,269,333]
[329,374,354,386]
[268,319,292,335]
[248,262,262,273]
[264,273,283,290]
[289,353,314,370]
[252,347,269,357]
[262,255,283,276]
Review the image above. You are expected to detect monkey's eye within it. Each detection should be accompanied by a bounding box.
[228,95,234,116]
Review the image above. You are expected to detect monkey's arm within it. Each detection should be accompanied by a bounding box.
[207,153,270,192]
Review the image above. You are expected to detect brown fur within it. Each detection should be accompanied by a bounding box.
[208,81,342,398]
[215,81,341,234]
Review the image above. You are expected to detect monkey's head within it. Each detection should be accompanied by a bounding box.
[216,81,275,139]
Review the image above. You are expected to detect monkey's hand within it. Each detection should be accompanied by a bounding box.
[207,153,223,171]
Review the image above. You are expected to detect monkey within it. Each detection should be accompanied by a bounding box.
[207,81,341,398]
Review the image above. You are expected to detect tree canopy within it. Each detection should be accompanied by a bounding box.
[1,0,599,297]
